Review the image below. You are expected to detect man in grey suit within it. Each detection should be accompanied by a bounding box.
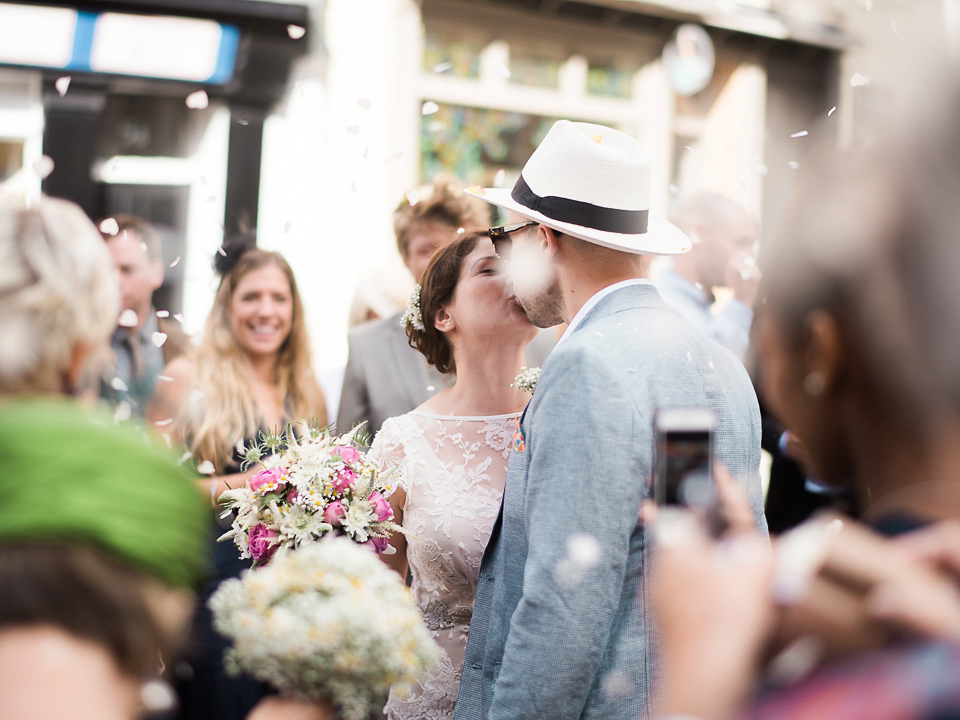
[455,121,767,720]
[337,176,489,435]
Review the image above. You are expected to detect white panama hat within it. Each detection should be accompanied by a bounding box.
[466,120,691,255]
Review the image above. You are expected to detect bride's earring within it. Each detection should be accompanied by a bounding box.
[803,372,825,396]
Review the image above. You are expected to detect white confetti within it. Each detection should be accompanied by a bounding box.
[113,401,132,424]
[217,246,227,256]
[432,61,452,74]
[170,256,181,267]
[185,90,209,110]
[173,313,185,324]
[55,76,71,96]
[828,106,837,117]
[456,227,465,235]
[99,217,120,235]
[155,418,174,427]
[151,332,168,348]
[554,533,603,586]
[498,65,511,79]
[421,101,439,116]
[32,156,55,180]
[850,73,870,87]
[494,168,507,187]
[177,451,192,465]
[427,121,446,133]
[196,460,216,475]
[110,377,128,392]
[118,308,139,327]
[156,310,170,318]
[791,130,809,138]
[426,385,436,392]
[788,161,800,170]
[237,118,249,126]
[600,671,633,700]
[286,24,306,39]
[162,433,172,448]
[157,375,174,383]
[687,352,693,362]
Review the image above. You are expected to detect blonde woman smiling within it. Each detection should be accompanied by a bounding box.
[148,240,326,720]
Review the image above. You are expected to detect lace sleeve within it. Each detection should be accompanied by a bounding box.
[370,417,411,494]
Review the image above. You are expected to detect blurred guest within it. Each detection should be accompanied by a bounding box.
[337,175,490,435]
[0,400,206,720]
[100,215,189,416]
[0,193,206,719]
[654,193,760,359]
[0,193,116,398]
[148,241,327,720]
[651,64,960,720]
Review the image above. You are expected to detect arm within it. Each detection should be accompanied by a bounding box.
[336,333,371,434]
[489,350,649,720]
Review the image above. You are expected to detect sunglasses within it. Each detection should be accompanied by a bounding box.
[487,221,538,260]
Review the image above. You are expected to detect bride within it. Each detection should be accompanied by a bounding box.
[372,230,537,720]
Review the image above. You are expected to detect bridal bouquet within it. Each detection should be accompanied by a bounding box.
[218,423,400,564]
[210,538,440,720]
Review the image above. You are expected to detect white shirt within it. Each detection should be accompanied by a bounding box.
[555,278,652,348]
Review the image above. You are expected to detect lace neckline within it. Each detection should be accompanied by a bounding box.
[412,408,522,422]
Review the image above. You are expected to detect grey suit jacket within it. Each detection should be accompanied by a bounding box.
[454,284,767,720]
[336,311,447,436]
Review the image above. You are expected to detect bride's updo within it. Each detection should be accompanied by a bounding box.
[405,231,484,375]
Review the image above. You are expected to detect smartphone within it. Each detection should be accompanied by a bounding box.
[653,408,716,508]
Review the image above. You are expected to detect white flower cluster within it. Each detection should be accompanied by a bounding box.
[511,366,541,394]
[400,284,424,332]
[210,538,441,720]
[218,422,401,564]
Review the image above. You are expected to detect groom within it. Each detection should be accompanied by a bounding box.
[454,121,767,720]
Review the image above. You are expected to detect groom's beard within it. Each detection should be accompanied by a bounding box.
[518,281,564,328]
[508,245,565,328]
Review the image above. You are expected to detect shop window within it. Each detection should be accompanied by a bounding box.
[423,33,481,79]
[509,49,561,89]
[587,61,633,99]
[0,141,23,182]
[420,102,557,189]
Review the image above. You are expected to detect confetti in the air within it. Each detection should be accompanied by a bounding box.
[828,106,837,117]
[99,217,120,235]
[850,73,870,87]
[177,451,192,465]
[286,24,306,39]
[174,313,185,324]
[118,309,139,327]
[113,401,132,425]
[196,460,216,475]
[421,101,440,116]
[791,130,809,138]
[788,161,800,170]
[157,375,174,383]
[55,76,71,96]
[494,169,507,187]
[33,156,55,180]
[152,332,168,348]
[170,256,181,267]
[155,418,173,427]
[156,310,170,319]
[432,61,453,74]
[186,90,209,110]
[110,377,128,392]
[217,246,227,256]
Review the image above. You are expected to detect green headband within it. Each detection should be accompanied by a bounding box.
[0,398,207,587]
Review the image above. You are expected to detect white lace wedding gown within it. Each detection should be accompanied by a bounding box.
[371,408,519,720]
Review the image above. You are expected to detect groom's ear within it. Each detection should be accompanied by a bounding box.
[540,225,562,258]
[434,305,455,334]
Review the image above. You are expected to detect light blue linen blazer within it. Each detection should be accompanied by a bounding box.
[453,283,767,720]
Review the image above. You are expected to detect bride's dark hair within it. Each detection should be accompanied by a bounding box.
[406,230,485,375]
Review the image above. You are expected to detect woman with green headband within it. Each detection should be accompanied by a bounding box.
[0,194,207,719]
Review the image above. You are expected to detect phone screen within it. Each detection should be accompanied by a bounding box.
[657,429,713,506]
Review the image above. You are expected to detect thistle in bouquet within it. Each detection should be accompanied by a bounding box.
[210,538,441,720]
[217,422,402,565]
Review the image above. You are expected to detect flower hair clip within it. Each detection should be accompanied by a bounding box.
[511,367,541,394]
[400,284,424,332]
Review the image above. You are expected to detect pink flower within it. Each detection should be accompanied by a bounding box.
[248,524,278,564]
[285,487,298,504]
[333,445,360,465]
[364,536,390,554]
[249,467,285,495]
[332,467,357,493]
[368,491,393,522]
[324,500,346,527]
